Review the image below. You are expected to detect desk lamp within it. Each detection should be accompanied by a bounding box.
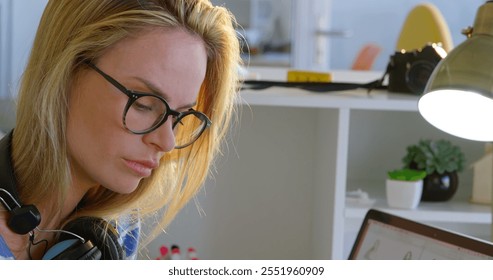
[418,1,493,142]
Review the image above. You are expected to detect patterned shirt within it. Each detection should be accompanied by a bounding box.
[0,235,14,260]
[0,215,140,260]
[115,214,141,260]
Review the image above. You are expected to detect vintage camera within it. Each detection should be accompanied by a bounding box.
[387,43,446,94]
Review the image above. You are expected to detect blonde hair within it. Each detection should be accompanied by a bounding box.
[13,0,240,246]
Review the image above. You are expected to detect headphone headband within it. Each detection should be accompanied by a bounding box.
[0,130,21,209]
[0,130,41,234]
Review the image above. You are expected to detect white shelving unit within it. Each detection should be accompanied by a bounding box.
[144,71,489,261]
[235,67,490,259]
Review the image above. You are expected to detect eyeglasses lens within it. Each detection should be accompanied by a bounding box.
[173,113,207,148]
[124,95,206,148]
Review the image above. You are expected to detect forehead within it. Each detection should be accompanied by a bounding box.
[96,27,208,106]
[103,26,207,74]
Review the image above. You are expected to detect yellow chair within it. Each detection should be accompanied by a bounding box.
[396,3,453,52]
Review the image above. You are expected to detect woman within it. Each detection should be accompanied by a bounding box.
[0,0,240,260]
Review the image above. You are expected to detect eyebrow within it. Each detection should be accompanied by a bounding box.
[134,76,198,111]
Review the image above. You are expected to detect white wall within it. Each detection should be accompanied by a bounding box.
[0,0,46,99]
[0,0,46,132]
[10,0,48,95]
[0,0,12,99]
[140,106,320,260]
[329,0,485,70]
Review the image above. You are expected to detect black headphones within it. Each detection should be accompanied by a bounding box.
[0,130,124,260]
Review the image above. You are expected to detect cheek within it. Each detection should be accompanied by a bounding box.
[67,78,127,142]
[66,83,130,186]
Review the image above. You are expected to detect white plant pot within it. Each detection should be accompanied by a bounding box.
[386,179,423,209]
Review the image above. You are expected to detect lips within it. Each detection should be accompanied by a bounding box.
[123,159,158,177]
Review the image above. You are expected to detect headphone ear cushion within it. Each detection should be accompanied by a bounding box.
[42,239,102,260]
[58,217,124,260]
[8,204,41,235]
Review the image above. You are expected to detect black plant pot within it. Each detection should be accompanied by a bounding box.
[421,171,459,202]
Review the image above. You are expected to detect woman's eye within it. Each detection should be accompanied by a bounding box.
[133,101,153,112]
[132,95,163,112]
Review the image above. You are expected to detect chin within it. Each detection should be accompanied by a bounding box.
[107,178,142,194]
[118,186,139,194]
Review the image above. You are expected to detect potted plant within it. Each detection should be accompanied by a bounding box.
[402,139,466,201]
[386,168,427,209]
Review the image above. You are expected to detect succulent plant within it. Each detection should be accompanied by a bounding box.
[402,139,465,175]
[387,168,427,181]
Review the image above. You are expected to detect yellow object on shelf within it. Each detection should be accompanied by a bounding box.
[470,143,493,205]
[396,3,453,52]
[287,70,332,82]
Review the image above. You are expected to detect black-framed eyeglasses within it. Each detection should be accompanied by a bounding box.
[86,62,211,149]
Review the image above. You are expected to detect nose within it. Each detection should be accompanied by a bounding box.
[142,120,175,152]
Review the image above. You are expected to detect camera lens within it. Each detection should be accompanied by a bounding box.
[405,60,436,94]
